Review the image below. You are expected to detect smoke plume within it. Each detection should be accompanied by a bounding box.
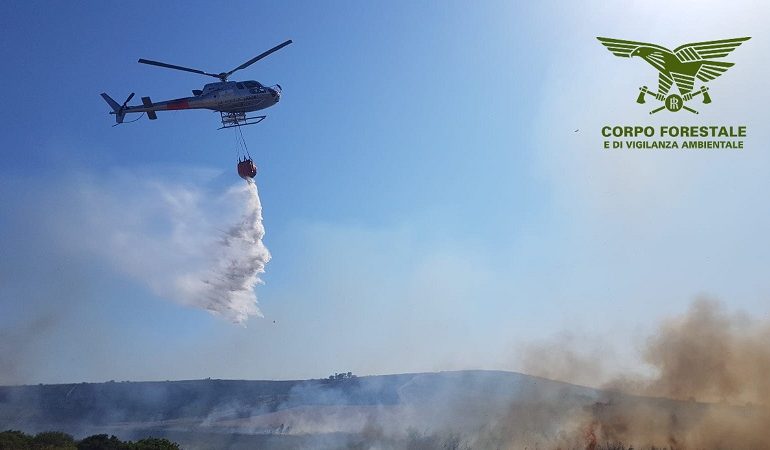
[510,299,770,449]
[510,298,770,449]
[640,298,770,404]
[576,299,770,449]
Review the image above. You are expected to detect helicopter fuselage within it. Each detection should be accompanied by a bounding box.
[121,80,281,116]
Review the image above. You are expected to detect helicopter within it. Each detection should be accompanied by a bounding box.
[101,39,292,129]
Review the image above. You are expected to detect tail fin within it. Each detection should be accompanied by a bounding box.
[142,97,158,120]
[101,93,125,124]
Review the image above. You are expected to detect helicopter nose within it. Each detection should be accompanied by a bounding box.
[270,88,280,100]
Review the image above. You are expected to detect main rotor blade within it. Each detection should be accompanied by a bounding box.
[138,58,220,79]
[225,39,293,78]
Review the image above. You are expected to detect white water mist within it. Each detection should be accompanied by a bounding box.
[193,180,271,323]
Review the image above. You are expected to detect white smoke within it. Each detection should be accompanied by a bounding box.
[177,180,271,323]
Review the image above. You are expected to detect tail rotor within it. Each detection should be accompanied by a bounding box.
[121,93,135,110]
[101,92,135,125]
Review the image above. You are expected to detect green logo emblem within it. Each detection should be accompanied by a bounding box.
[597,37,750,114]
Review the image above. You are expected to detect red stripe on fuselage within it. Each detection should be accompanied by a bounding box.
[166,100,189,110]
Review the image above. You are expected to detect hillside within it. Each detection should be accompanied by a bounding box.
[0,370,724,449]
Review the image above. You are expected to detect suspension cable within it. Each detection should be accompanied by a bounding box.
[237,124,251,159]
[111,113,145,127]
[233,125,243,160]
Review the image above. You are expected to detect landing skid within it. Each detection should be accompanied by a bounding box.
[219,111,266,130]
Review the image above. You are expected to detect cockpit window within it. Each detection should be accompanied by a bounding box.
[244,81,261,88]
[203,83,225,93]
[236,82,245,89]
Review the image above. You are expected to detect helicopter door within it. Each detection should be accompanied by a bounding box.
[217,88,235,105]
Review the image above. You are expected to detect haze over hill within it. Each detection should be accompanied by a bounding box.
[1,369,766,450]
[0,370,635,449]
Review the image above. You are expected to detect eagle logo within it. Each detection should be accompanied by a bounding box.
[597,37,750,114]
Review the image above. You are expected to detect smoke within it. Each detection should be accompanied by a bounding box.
[516,332,613,389]
[580,298,770,449]
[178,180,271,323]
[639,298,770,404]
[513,299,769,450]
[0,315,58,385]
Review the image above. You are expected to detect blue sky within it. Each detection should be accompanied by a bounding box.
[1,1,769,385]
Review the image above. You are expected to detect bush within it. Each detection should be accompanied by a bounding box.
[0,430,32,450]
[77,434,127,450]
[129,438,180,450]
[0,431,183,450]
[32,431,76,449]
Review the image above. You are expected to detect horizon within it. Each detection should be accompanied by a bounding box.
[0,368,582,388]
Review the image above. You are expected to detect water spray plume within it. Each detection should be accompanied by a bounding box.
[194,180,271,324]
